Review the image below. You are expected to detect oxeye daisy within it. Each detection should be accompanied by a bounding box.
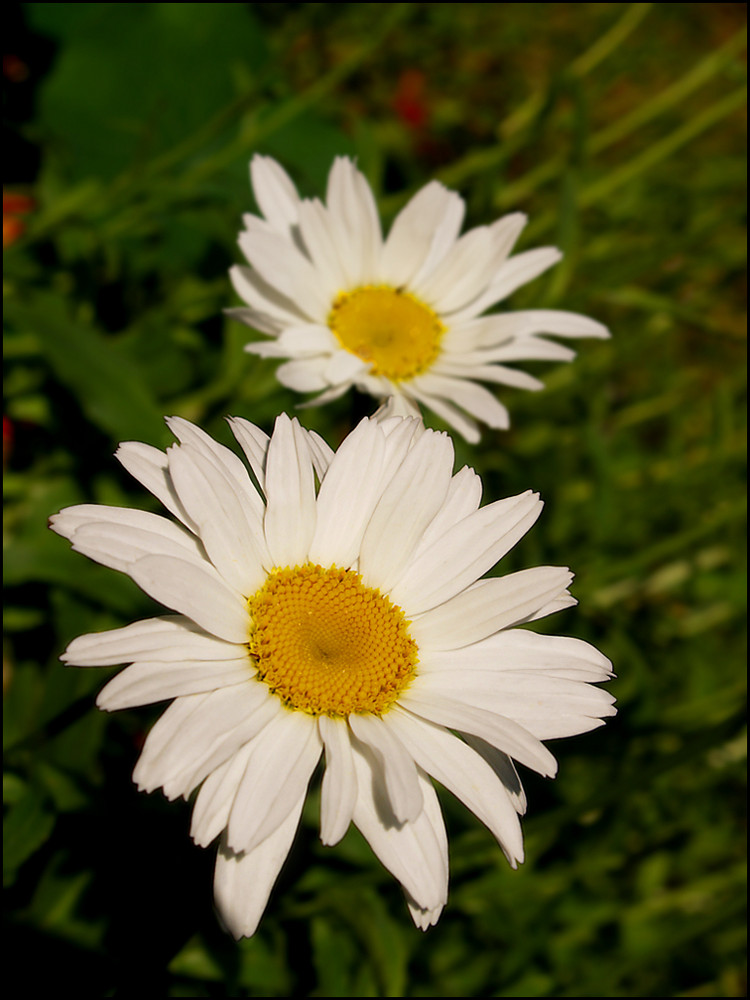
[229,156,610,442]
[50,414,615,937]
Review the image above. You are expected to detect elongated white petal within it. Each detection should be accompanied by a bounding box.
[349,714,423,824]
[405,382,481,444]
[412,373,511,430]
[133,682,280,800]
[115,441,195,526]
[326,157,382,284]
[263,414,317,567]
[412,669,617,740]
[96,657,254,710]
[275,358,330,392]
[351,746,448,913]
[214,791,306,940]
[388,707,524,865]
[381,182,463,286]
[226,417,270,494]
[250,154,301,233]
[399,686,558,777]
[309,418,386,567]
[423,628,614,681]
[191,741,255,848]
[359,430,454,592]
[462,735,527,814]
[227,710,322,854]
[50,506,206,574]
[390,491,543,613]
[319,715,358,846]
[62,616,243,666]
[411,567,573,650]
[415,227,497,313]
[450,247,563,323]
[166,444,267,595]
[239,229,329,320]
[413,466,483,556]
[128,554,250,643]
[229,264,305,330]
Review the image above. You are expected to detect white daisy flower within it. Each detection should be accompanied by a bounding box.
[229,156,610,442]
[50,413,615,938]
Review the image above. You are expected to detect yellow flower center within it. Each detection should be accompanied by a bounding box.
[247,563,419,717]
[328,285,445,381]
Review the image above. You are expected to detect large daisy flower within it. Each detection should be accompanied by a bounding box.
[51,414,615,937]
[229,156,610,442]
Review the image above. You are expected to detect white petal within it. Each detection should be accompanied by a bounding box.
[229,264,306,330]
[276,323,339,357]
[263,415,317,567]
[412,669,616,740]
[133,682,280,799]
[61,615,243,667]
[165,418,265,523]
[449,247,563,324]
[414,465,483,555]
[50,506,205,574]
[404,383,481,444]
[433,360,545,392]
[411,567,573,650]
[275,358,330,393]
[250,155,301,233]
[381,182,464,286]
[414,227,497,314]
[226,417,270,494]
[128,554,250,643]
[462,735,527,814]
[115,442,196,527]
[349,714,423,823]
[309,418,387,568]
[96,657,254,710]
[474,309,610,346]
[359,429,454,593]
[388,707,524,865]
[319,715,358,846]
[323,349,370,385]
[296,198,350,296]
[191,741,255,847]
[351,746,448,913]
[487,212,528,264]
[423,629,614,681]
[213,791,306,940]
[398,686,557,777]
[239,229,329,320]
[326,157,382,284]
[411,373,511,430]
[166,444,267,595]
[390,491,543,614]
[227,710,322,854]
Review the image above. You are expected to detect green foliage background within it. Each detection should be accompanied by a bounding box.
[4,4,746,996]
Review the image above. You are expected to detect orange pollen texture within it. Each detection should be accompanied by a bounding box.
[247,563,419,717]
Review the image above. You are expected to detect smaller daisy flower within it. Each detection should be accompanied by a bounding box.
[229,156,609,442]
[51,414,615,938]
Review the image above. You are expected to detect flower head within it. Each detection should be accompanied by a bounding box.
[230,156,609,442]
[51,414,615,937]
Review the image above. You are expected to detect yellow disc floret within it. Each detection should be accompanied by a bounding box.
[328,285,445,381]
[248,563,418,717]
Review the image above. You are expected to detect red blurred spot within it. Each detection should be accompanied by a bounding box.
[393,69,429,130]
[3,54,30,83]
[3,190,35,247]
